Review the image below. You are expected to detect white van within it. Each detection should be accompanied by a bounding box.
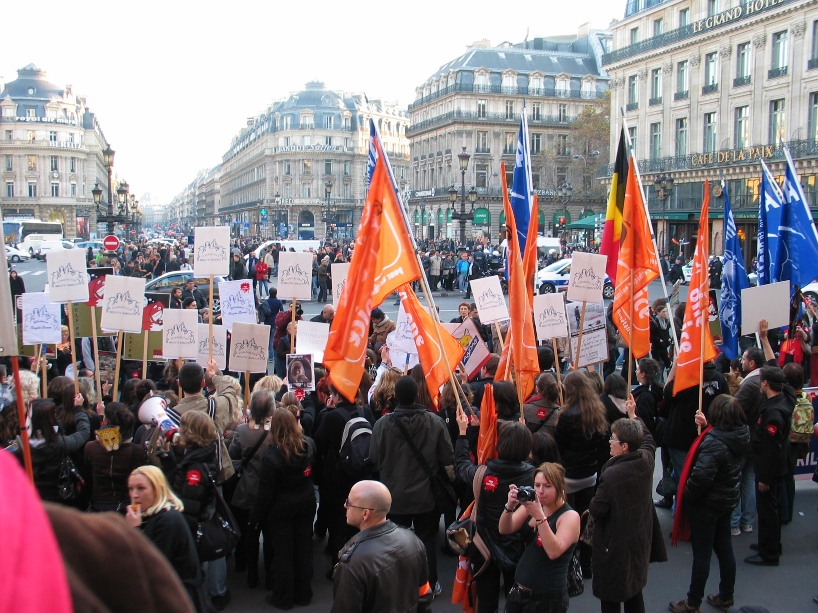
[35,240,75,260]
[253,239,321,259]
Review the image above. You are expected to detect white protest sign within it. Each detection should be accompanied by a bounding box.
[741,281,790,335]
[162,308,199,359]
[566,252,608,303]
[277,252,314,300]
[566,300,608,367]
[197,323,227,370]
[219,279,258,331]
[533,293,570,341]
[229,322,271,372]
[22,292,61,345]
[469,275,509,324]
[0,243,18,355]
[385,330,420,372]
[392,305,421,355]
[46,247,88,303]
[193,227,231,276]
[451,318,491,380]
[332,262,350,305]
[100,275,146,333]
[295,320,330,364]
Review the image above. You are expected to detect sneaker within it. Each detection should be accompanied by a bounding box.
[741,524,753,533]
[706,594,735,611]
[668,599,700,613]
[730,527,741,536]
[432,582,442,599]
[211,589,232,611]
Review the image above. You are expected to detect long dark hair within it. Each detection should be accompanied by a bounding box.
[269,408,307,463]
[30,399,59,443]
[561,370,608,438]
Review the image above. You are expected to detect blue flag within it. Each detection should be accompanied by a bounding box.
[719,182,749,360]
[757,160,782,285]
[510,114,533,253]
[773,150,818,289]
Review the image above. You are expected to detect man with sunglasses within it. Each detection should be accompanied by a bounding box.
[332,480,432,613]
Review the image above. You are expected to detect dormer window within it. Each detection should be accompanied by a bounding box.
[27,87,35,95]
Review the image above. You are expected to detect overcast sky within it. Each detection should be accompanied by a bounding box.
[2,0,621,204]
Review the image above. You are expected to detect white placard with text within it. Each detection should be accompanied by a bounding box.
[162,308,199,359]
[468,276,509,324]
[566,252,609,303]
[229,322,271,372]
[46,248,89,303]
[193,227,231,276]
[100,275,146,333]
[277,252,315,300]
[197,323,227,370]
[22,292,62,345]
[533,293,570,341]
[218,279,258,332]
[295,321,330,364]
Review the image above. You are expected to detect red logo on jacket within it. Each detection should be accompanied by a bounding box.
[483,475,499,492]
[303,465,312,477]
[537,408,547,420]
[186,469,202,486]
[766,424,778,437]
[536,533,543,548]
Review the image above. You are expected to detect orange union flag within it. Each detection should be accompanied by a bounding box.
[612,160,660,358]
[675,182,718,395]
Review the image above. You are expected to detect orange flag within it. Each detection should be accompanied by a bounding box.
[398,284,464,408]
[675,182,718,395]
[476,384,498,465]
[612,159,660,359]
[323,165,385,402]
[523,194,540,296]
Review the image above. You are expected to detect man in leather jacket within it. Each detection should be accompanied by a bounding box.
[332,481,432,613]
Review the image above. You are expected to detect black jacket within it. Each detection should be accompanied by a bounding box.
[631,384,664,437]
[162,443,218,528]
[662,363,729,451]
[313,402,376,499]
[752,387,797,485]
[250,438,316,527]
[25,410,90,502]
[685,425,750,520]
[554,404,610,480]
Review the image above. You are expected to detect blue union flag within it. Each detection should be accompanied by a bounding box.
[719,181,749,360]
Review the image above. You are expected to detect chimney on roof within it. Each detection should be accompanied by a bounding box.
[470,38,491,48]
[578,22,590,37]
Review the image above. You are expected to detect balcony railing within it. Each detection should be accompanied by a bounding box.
[809,58,818,70]
[626,102,638,111]
[702,83,719,95]
[768,66,788,79]
[474,148,491,154]
[408,82,605,110]
[406,110,576,135]
[733,75,752,87]
[649,96,663,106]
[674,91,689,101]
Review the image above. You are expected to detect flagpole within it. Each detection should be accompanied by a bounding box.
[552,340,564,405]
[697,279,706,436]
[621,112,679,351]
[627,269,635,390]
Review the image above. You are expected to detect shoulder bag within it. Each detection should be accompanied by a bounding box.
[195,466,242,562]
[222,429,268,504]
[445,465,492,578]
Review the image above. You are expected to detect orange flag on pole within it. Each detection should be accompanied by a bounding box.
[675,182,718,394]
[476,384,498,465]
[612,159,660,359]
[397,284,464,408]
[600,129,629,281]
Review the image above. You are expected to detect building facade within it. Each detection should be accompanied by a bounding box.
[407,27,612,245]
[0,64,111,239]
[604,0,818,262]
[216,81,409,241]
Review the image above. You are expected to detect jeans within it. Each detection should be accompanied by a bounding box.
[668,447,688,512]
[600,592,645,613]
[730,456,756,529]
[389,509,440,586]
[476,559,516,613]
[687,509,735,607]
[205,556,227,598]
[257,278,269,298]
[458,272,468,291]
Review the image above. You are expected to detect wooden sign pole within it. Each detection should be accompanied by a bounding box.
[66,301,79,394]
[208,275,215,361]
[90,306,103,401]
[112,330,124,401]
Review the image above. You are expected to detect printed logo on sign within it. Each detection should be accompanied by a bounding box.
[538,306,566,328]
[198,338,225,357]
[477,288,504,311]
[231,338,266,361]
[460,333,480,362]
[25,306,58,330]
[279,264,310,286]
[89,275,106,305]
[50,264,84,288]
[572,267,603,291]
[196,239,226,262]
[105,291,141,316]
[165,323,195,344]
[221,293,255,315]
[335,279,346,298]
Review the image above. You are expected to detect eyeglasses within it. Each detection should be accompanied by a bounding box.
[609,438,620,444]
[344,498,374,511]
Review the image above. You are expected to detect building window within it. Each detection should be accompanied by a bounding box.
[627,75,638,107]
[810,92,818,141]
[324,160,332,175]
[49,131,57,143]
[532,102,542,121]
[51,182,59,197]
[343,183,351,199]
[704,52,718,86]
[812,20,818,61]
[679,8,690,27]
[301,184,311,198]
[531,133,542,154]
[343,161,350,176]
[70,183,76,197]
[653,18,663,36]
[557,134,569,156]
[769,99,786,146]
[50,156,58,172]
[736,42,751,84]
[344,137,350,149]
[68,133,73,144]
[283,116,291,130]
[676,60,689,95]
[5,130,11,140]
[477,99,487,119]
[69,157,76,173]
[558,104,568,121]
[628,127,637,150]
[675,118,688,157]
[27,130,35,142]
[630,27,639,45]
[2,108,12,117]
[502,73,516,93]
[5,182,13,197]
[284,184,291,198]
[302,160,312,174]
[324,115,333,129]
[650,123,661,160]
[477,131,489,152]
[734,106,749,149]
[28,182,36,197]
[650,68,662,102]
[26,109,36,118]
[530,76,544,94]
[505,100,515,120]
[556,166,568,186]
[4,155,11,171]
[772,31,788,70]
[27,155,37,171]
[475,73,489,92]
[707,0,718,16]
[504,132,515,154]
[302,135,311,147]
[476,164,488,188]
[704,112,717,153]
[284,162,291,176]
[325,136,332,146]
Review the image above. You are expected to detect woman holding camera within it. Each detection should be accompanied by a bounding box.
[499,463,581,613]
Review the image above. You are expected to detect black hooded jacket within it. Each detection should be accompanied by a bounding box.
[752,386,797,484]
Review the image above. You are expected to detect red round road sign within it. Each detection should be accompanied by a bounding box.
[103,235,120,251]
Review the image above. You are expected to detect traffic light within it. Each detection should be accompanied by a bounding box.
[560,217,566,225]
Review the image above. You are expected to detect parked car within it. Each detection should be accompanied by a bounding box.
[144,272,227,314]
[75,241,105,256]
[536,258,615,299]
[36,240,75,260]
[5,245,29,263]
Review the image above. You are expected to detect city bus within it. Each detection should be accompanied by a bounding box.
[3,220,64,252]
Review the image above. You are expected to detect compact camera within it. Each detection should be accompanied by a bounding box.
[516,486,537,503]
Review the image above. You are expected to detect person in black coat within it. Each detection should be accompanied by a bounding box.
[670,395,749,613]
[9,269,25,324]
[650,303,673,372]
[229,251,247,280]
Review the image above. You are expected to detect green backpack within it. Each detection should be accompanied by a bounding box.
[789,392,814,444]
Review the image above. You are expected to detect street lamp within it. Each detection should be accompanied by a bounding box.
[93,146,120,236]
[323,180,334,240]
[654,174,674,255]
[449,147,475,246]
[554,182,573,237]
[274,192,282,239]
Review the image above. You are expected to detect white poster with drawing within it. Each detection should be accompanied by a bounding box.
[22,292,61,345]
[229,322,270,372]
[332,263,350,305]
[296,320,330,364]
[392,305,420,355]
[533,293,570,341]
[566,252,609,303]
[193,226,230,277]
[277,252,314,300]
[218,279,258,331]
[100,275,146,333]
[46,248,88,303]
[197,323,227,370]
[468,276,509,324]
[566,300,608,368]
[741,281,790,335]
[162,308,199,359]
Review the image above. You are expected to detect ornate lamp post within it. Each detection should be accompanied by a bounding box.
[554,182,572,237]
[654,174,674,255]
[323,180,334,240]
[448,147,476,246]
[92,146,119,235]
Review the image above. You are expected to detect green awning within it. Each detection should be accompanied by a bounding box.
[650,212,695,220]
[566,216,602,229]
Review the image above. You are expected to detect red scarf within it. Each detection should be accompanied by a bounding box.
[671,425,713,546]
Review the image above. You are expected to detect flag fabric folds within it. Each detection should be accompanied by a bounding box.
[476,384,498,465]
[612,159,660,359]
[757,159,782,286]
[600,128,629,281]
[397,284,464,408]
[719,182,750,360]
[772,150,818,290]
[675,182,718,395]
[510,113,533,256]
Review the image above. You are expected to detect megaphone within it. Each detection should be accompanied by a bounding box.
[138,395,177,442]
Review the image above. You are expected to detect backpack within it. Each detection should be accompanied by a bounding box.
[259,300,272,319]
[790,392,814,443]
[337,406,373,479]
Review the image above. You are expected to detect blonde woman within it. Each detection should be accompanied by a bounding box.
[126,466,206,611]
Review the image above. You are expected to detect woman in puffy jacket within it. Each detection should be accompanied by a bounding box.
[669,395,749,613]
[455,416,535,613]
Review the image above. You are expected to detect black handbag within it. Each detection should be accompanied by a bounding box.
[655,466,678,499]
[392,414,457,513]
[445,465,492,578]
[57,453,85,501]
[195,467,241,562]
[222,429,267,504]
[567,547,584,597]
